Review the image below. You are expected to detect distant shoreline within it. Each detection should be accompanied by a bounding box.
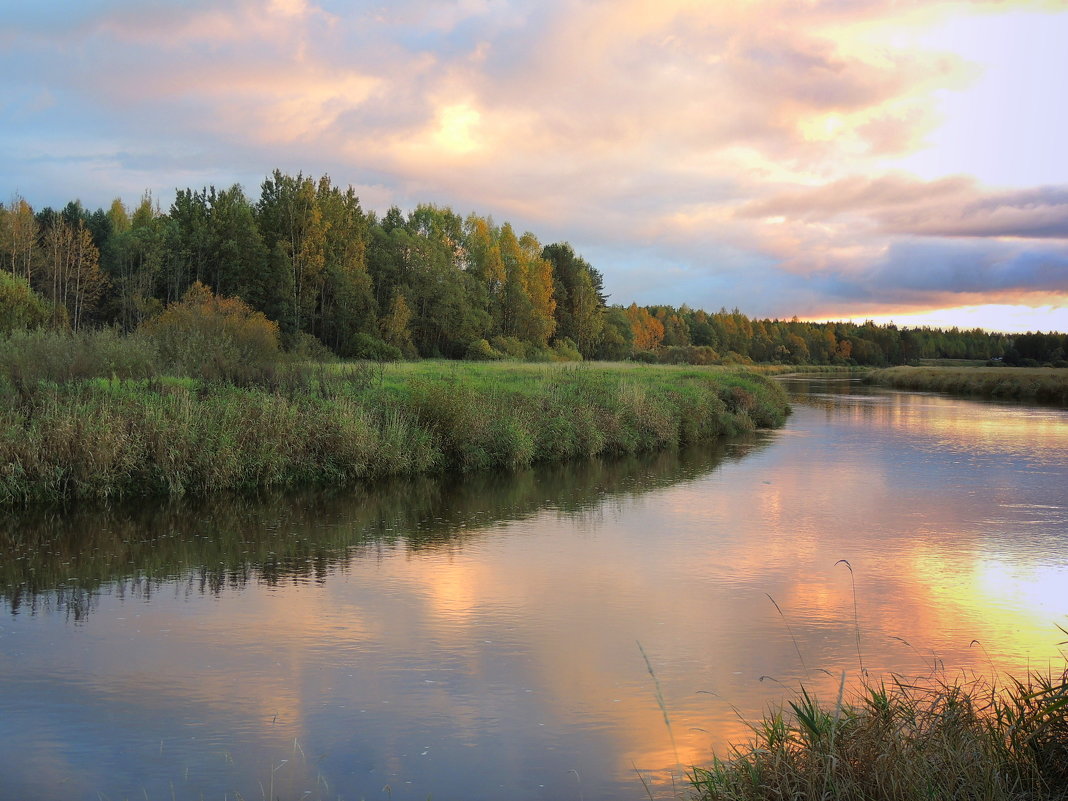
[865,365,1068,405]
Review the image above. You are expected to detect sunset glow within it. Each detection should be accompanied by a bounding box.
[2,0,1066,330]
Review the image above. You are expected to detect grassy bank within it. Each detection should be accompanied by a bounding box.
[0,356,789,506]
[866,366,1068,405]
[691,665,1068,801]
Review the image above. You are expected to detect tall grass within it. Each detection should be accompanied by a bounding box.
[866,366,1068,405]
[0,332,791,505]
[691,665,1068,801]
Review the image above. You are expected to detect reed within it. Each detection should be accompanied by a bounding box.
[691,665,1068,801]
[866,366,1068,405]
[0,346,790,505]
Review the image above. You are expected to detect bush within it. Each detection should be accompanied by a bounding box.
[489,336,527,360]
[346,333,402,362]
[141,283,281,382]
[721,350,753,365]
[658,346,718,365]
[525,347,556,363]
[464,338,503,361]
[0,271,51,334]
[550,337,582,361]
[630,349,658,364]
[0,327,159,385]
[285,331,336,362]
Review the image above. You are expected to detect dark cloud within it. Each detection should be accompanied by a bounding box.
[809,238,1068,308]
[885,186,1068,239]
[742,175,1068,240]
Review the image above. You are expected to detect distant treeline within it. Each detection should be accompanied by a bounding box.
[1,170,1063,366]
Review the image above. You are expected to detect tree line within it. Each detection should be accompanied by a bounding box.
[1,169,1059,366]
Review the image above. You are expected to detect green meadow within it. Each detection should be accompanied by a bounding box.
[0,331,789,506]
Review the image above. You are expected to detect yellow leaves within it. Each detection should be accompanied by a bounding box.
[626,303,665,351]
[142,282,281,375]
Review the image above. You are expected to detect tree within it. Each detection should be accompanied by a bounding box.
[204,185,267,301]
[106,194,167,330]
[165,188,212,304]
[256,170,326,334]
[596,305,634,360]
[464,213,504,306]
[315,178,376,352]
[0,195,39,280]
[625,303,665,350]
[40,218,107,330]
[543,242,605,358]
[379,291,416,356]
[399,205,488,357]
[518,231,556,346]
[497,223,535,340]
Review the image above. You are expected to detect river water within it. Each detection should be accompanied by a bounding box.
[1,377,1066,800]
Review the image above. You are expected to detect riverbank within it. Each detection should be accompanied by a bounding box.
[866,365,1068,405]
[691,665,1068,801]
[0,360,789,506]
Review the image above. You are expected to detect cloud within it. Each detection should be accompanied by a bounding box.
[853,238,1068,298]
[1,0,1066,328]
[888,187,1068,239]
[741,175,1068,240]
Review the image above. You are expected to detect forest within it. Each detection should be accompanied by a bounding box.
[1,169,1062,367]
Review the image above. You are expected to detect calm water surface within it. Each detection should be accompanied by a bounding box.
[1,378,1066,800]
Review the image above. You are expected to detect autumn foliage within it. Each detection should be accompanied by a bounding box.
[141,282,280,382]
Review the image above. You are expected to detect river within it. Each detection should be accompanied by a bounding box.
[1,377,1066,800]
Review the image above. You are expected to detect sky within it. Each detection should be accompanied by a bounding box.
[2,0,1067,332]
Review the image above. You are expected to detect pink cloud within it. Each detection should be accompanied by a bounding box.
[2,0,1065,327]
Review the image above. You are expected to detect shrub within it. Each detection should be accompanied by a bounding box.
[550,337,582,361]
[665,345,721,365]
[524,347,556,363]
[630,349,658,364]
[489,335,527,360]
[0,271,51,334]
[721,350,753,365]
[464,338,503,361]
[285,331,336,362]
[141,282,281,382]
[341,332,402,362]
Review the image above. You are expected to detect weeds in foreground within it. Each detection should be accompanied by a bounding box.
[692,629,1068,801]
[694,572,1068,801]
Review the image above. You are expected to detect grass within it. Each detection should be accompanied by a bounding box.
[690,665,1068,801]
[866,366,1068,405]
[0,349,791,505]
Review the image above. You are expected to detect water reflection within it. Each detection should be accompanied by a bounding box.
[0,440,761,619]
[1,380,1066,801]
